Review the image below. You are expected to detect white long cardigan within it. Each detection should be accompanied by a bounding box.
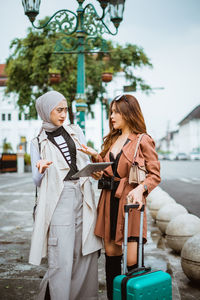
[29,124,102,266]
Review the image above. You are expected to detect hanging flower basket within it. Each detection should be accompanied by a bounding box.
[102,72,113,83]
[49,73,61,84]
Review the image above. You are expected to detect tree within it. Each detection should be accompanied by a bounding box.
[5,17,152,123]
[2,139,13,153]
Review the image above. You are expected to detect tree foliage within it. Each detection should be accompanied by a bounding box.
[5,17,152,122]
[2,139,13,153]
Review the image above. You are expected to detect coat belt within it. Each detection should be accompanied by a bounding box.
[114,177,128,199]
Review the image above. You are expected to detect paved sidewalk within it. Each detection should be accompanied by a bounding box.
[0,173,199,299]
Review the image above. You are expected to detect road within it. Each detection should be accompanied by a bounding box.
[159,160,200,217]
[0,173,106,300]
[0,163,199,299]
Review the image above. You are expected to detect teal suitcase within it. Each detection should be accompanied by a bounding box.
[113,204,172,300]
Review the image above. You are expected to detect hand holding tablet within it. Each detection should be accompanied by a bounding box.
[71,162,113,178]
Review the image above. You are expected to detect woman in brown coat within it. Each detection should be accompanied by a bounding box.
[80,94,161,299]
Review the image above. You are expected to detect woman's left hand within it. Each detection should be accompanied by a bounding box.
[78,144,99,160]
[91,171,103,180]
[127,184,145,210]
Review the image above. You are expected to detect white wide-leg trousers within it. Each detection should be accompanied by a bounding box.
[37,180,98,300]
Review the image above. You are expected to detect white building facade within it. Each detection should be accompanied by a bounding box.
[178,119,200,153]
[0,87,109,154]
[159,105,200,155]
[0,88,41,153]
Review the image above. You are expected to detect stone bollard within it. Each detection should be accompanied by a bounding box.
[146,187,169,208]
[166,214,200,253]
[156,203,188,234]
[146,186,164,207]
[17,146,25,174]
[181,233,200,282]
[148,195,175,220]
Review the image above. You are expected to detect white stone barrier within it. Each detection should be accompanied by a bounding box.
[166,214,200,253]
[181,233,200,282]
[156,203,188,234]
[148,195,176,220]
[146,186,166,207]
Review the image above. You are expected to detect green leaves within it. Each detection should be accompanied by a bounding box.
[5,17,152,121]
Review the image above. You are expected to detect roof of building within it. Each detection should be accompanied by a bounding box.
[0,64,6,77]
[178,104,200,126]
[0,64,7,86]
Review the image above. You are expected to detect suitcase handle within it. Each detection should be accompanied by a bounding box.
[123,204,145,274]
[126,266,151,277]
[124,204,145,212]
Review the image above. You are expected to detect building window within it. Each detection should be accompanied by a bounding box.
[8,113,11,121]
[2,113,6,121]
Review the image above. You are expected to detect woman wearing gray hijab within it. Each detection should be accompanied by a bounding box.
[29,90,102,300]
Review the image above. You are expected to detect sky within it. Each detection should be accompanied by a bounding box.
[1,0,200,140]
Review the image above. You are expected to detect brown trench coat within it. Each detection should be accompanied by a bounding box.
[94,133,161,245]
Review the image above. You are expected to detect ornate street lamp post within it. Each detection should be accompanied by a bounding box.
[21,0,126,132]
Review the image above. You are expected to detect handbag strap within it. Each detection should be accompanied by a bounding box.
[35,136,41,208]
[133,133,146,161]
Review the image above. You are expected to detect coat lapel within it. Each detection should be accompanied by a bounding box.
[122,133,139,163]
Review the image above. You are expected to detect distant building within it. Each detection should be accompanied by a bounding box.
[158,130,179,153]
[0,64,108,153]
[178,105,200,153]
[159,105,200,154]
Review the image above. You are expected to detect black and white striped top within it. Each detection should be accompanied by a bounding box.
[53,135,72,165]
[46,126,79,180]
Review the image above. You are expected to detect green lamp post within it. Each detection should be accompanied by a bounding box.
[21,0,126,133]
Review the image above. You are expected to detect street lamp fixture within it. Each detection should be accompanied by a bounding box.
[21,0,126,132]
[22,0,41,22]
[97,0,110,9]
[110,0,125,28]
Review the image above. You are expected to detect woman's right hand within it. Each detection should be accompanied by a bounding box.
[78,144,99,160]
[36,159,53,174]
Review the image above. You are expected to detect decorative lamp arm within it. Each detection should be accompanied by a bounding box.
[31,9,78,36]
[83,3,118,36]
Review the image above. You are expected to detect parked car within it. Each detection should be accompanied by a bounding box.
[168,153,177,160]
[189,152,200,160]
[162,153,170,160]
[158,153,164,160]
[161,153,176,160]
[175,152,188,160]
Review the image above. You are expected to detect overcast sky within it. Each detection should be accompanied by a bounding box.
[1,0,200,140]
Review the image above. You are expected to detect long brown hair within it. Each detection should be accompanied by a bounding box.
[100,94,147,157]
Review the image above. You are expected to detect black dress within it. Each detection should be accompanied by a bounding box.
[109,139,142,244]
[109,151,121,240]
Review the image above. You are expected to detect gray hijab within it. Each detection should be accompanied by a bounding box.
[36,91,67,132]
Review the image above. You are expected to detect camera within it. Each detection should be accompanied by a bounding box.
[98,175,114,190]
